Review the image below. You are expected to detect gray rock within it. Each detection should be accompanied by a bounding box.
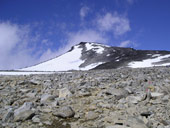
[40,93,55,104]
[1,67,170,127]
[14,110,35,121]
[59,88,72,98]
[14,102,34,121]
[106,126,130,128]
[126,117,148,128]
[14,102,33,116]
[30,78,41,85]
[126,93,146,104]
[53,106,75,118]
[85,111,98,120]
[106,88,128,100]
[2,108,14,122]
[26,92,36,98]
[32,115,41,123]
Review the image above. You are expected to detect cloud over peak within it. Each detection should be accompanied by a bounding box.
[119,40,131,47]
[96,12,130,36]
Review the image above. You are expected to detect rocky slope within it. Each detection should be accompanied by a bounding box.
[21,42,170,72]
[1,67,170,128]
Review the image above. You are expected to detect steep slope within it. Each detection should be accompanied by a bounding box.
[21,42,170,71]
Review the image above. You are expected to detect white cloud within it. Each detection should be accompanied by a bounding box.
[0,22,38,70]
[119,40,131,47]
[97,12,130,36]
[69,29,107,43]
[39,49,58,62]
[67,29,107,47]
[0,23,19,54]
[80,6,90,19]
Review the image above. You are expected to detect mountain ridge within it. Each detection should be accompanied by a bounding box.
[21,42,170,71]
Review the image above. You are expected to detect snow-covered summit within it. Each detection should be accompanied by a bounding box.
[21,42,108,71]
[21,42,170,72]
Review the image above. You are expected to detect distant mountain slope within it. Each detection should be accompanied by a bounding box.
[21,42,170,71]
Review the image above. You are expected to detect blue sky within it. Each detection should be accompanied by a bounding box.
[0,0,170,70]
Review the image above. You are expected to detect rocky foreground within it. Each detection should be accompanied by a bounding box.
[1,67,170,128]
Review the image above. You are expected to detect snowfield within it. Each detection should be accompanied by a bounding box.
[21,45,84,71]
[0,71,53,75]
[128,54,170,68]
[21,44,103,72]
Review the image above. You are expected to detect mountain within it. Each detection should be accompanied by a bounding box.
[21,42,170,71]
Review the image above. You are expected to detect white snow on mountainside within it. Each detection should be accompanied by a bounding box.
[128,54,170,68]
[21,43,105,72]
[0,71,53,75]
[21,42,170,72]
[85,42,108,54]
[22,45,84,71]
[1,42,170,75]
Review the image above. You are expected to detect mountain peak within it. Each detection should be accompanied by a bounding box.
[21,42,170,71]
[78,42,109,47]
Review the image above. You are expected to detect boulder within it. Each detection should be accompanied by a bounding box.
[14,102,35,121]
[53,106,75,118]
[106,88,129,100]
[14,110,35,121]
[59,88,72,98]
[40,93,55,104]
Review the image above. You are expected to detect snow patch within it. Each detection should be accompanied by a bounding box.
[152,54,161,57]
[85,42,106,54]
[0,71,53,75]
[128,54,170,68]
[85,43,94,51]
[21,45,84,71]
[95,47,104,54]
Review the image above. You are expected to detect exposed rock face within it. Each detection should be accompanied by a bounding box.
[1,67,170,127]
